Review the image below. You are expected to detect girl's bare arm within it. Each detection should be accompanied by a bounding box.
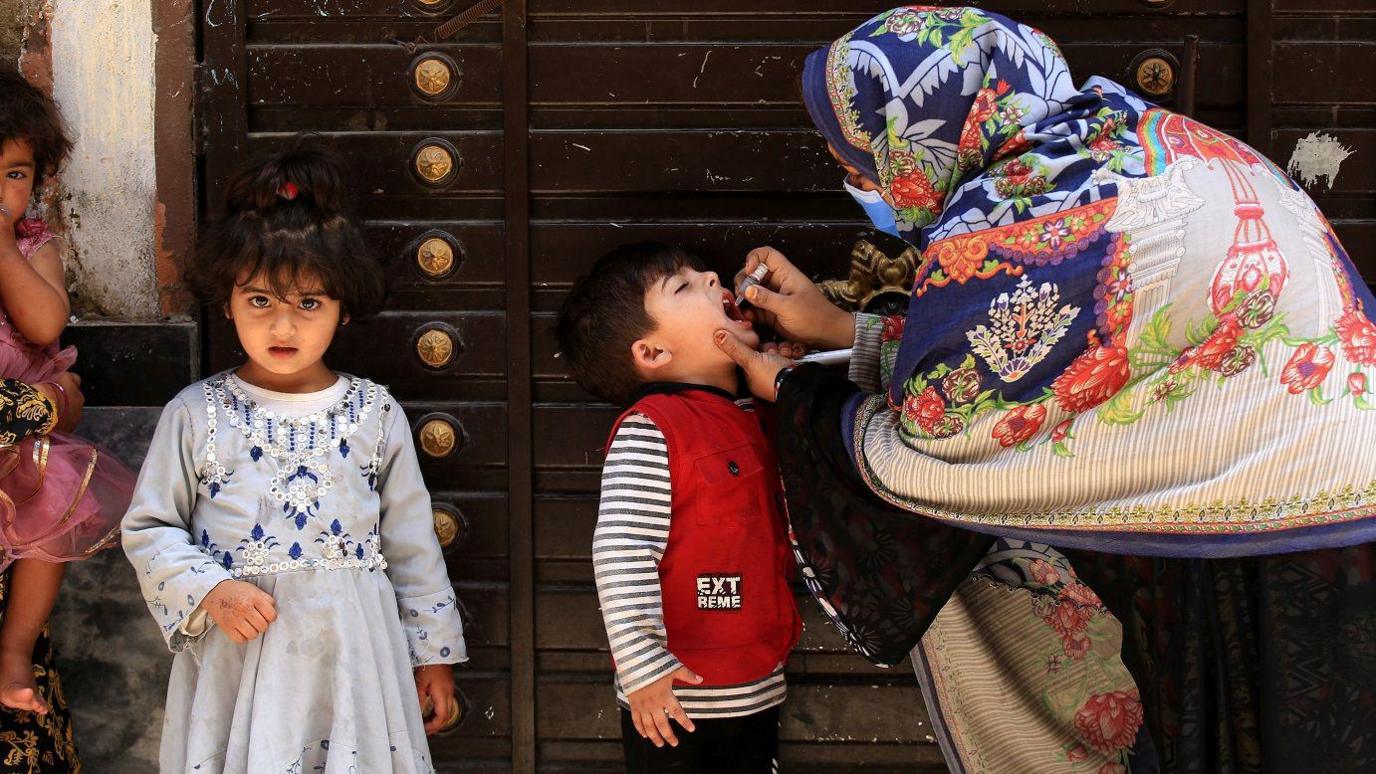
[0,239,69,346]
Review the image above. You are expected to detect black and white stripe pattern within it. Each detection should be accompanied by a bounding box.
[594,412,787,719]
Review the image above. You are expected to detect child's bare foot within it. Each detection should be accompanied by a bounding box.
[0,649,46,715]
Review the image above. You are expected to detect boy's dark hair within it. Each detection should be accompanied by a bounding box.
[186,142,386,318]
[0,68,73,185]
[556,241,704,406]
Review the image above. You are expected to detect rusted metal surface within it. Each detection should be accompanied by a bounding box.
[199,1,1372,770]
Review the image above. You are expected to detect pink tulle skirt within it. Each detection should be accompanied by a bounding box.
[0,321,133,570]
[0,432,134,571]
[0,334,77,386]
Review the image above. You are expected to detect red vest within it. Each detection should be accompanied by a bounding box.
[609,387,802,687]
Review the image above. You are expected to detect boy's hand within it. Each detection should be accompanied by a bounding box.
[415,663,457,736]
[627,665,702,748]
[202,579,277,644]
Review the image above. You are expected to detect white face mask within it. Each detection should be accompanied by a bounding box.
[843,178,901,238]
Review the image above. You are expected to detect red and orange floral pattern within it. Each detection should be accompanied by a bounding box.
[1337,309,1376,366]
[1074,690,1143,755]
[992,404,1045,448]
[1281,343,1335,395]
[1052,344,1130,414]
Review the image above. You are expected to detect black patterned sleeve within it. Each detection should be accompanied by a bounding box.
[775,363,994,667]
[0,378,57,447]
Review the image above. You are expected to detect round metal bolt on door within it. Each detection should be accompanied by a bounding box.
[418,416,462,458]
[411,54,460,101]
[416,327,458,370]
[413,141,459,187]
[415,234,458,279]
[409,0,455,12]
[432,505,465,550]
[1130,50,1178,97]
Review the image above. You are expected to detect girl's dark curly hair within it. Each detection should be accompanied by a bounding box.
[186,143,386,318]
[0,68,73,185]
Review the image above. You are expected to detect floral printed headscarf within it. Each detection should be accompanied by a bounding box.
[802,6,1080,244]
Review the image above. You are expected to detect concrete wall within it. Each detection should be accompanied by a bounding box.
[49,0,161,319]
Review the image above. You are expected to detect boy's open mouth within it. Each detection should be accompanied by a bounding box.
[268,346,299,358]
[721,291,750,327]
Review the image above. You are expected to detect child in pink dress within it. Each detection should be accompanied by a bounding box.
[0,69,135,716]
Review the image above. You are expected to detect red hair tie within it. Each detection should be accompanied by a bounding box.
[279,182,299,200]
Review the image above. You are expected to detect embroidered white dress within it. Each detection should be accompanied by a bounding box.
[121,372,467,774]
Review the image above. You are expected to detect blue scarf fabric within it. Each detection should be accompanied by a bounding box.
[802,6,1086,245]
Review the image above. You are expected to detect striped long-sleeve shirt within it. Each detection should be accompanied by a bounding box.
[593,411,787,719]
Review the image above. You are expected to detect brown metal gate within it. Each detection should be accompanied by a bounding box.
[197,1,1371,771]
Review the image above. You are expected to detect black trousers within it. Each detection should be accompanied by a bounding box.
[620,706,779,773]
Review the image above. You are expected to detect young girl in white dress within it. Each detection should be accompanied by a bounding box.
[122,146,466,773]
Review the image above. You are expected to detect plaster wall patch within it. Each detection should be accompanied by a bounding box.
[1286,132,1354,191]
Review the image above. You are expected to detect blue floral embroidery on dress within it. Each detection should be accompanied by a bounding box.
[361,401,391,491]
[237,523,280,566]
[160,608,186,634]
[213,376,381,534]
[364,525,383,571]
[282,738,370,774]
[426,593,456,615]
[289,542,303,560]
[280,464,324,529]
[202,382,234,497]
[185,558,216,576]
[191,752,225,771]
[200,529,234,570]
[315,519,354,559]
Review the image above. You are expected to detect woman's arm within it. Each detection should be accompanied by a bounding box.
[725,246,879,402]
[849,312,907,394]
